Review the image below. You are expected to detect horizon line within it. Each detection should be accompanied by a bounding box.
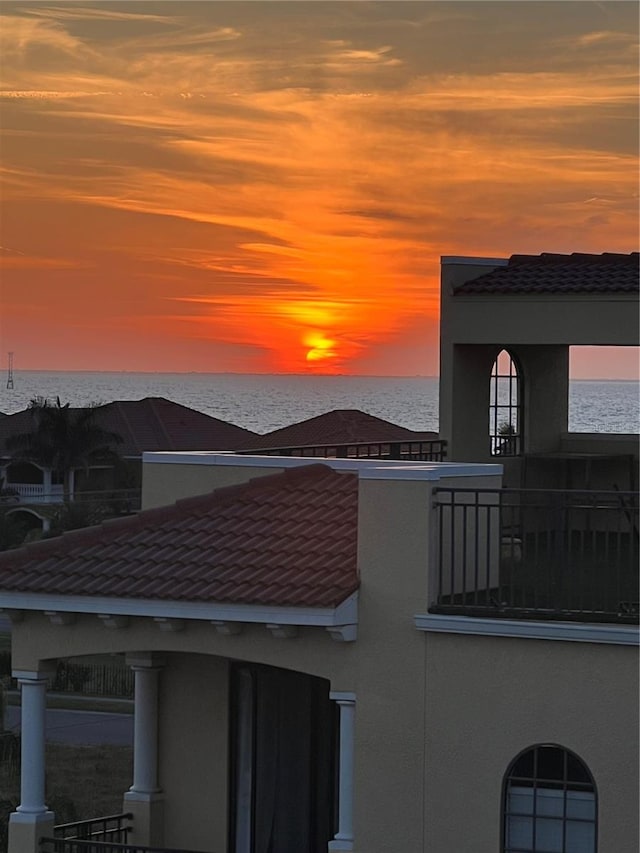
[2,369,639,383]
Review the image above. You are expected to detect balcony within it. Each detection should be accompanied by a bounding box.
[1,483,65,504]
[430,487,639,624]
[2,488,141,514]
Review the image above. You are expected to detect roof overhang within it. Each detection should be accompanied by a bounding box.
[0,590,359,641]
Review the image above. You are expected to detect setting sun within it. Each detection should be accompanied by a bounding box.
[304,332,338,364]
[0,1,637,377]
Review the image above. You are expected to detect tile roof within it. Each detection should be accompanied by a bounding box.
[0,397,259,458]
[243,409,437,451]
[0,464,359,609]
[455,252,639,295]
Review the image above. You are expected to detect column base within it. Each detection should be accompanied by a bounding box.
[123,791,164,847]
[8,811,55,853]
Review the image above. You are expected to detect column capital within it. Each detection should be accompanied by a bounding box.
[330,690,356,704]
[126,652,166,669]
[13,663,56,682]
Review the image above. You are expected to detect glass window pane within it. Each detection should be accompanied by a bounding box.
[506,816,533,848]
[566,753,591,784]
[537,747,565,781]
[566,819,596,853]
[508,786,534,815]
[535,817,564,852]
[511,749,535,779]
[537,787,565,817]
[566,790,595,820]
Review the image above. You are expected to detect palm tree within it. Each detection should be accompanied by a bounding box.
[5,397,123,503]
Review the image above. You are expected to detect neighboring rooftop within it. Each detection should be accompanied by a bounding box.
[0,397,259,458]
[455,252,639,295]
[243,409,437,451]
[0,463,359,608]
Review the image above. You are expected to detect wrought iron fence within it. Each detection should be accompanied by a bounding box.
[0,655,133,698]
[49,660,134,698]
[430,488,639,623]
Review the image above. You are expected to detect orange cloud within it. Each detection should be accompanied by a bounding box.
[0,1,637,375]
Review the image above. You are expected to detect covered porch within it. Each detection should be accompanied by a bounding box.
[8,643,357,853]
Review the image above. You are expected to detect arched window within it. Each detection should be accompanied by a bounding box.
[503,744,597,853]
[490,349,523,456]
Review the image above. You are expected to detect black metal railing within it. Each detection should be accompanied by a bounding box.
[41,837,210,853]
[51,813,132,843]
[240,438,447,462]
[430,488,639,624]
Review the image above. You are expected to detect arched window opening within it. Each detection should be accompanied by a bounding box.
[503,744,597,853]
[490,350,523,456]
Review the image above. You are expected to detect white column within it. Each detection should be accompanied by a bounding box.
[17,675,49,814]
[129,660,162,794]
[42,469,52,501]
[329,691,356,852]
[123,653,165,848]
[8,670,55,853]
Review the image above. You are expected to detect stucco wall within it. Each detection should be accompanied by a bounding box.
[8,456,637,853]
[141,459,286,510]
[160,653,229,853]
[424,632,639,853]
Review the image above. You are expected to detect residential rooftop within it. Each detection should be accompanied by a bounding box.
[0,463,359,608]
[454,251,639,294]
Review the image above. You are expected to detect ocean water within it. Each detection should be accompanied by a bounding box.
[0,372,638,435]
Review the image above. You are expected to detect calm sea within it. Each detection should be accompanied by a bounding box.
[0,372,638,435]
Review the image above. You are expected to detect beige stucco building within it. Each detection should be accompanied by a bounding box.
[0,251,638,853]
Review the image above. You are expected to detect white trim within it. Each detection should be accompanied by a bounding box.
[414,613,640,646]
[330,690,356,852]
[0,590,359,628]
[358,462,502,480]
[326,624,357,643]
[141,450,501,482]
[44,611,76,626]
[441,255,508,266]
[266,623,298,639]
[211,620,243,635]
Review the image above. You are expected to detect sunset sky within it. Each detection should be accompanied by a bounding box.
[0,1,638,377]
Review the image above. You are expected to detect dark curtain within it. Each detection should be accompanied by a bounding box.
[231,664,335,853]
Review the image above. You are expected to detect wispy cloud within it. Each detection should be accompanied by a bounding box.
[0,0,637,373]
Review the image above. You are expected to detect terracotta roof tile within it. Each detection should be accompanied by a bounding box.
[244,408,437,450]
[456,252,639,295]
[0,464,359,609]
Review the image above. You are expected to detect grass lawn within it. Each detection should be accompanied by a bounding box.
[0,742,133,844]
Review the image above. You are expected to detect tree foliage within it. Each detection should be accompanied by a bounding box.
[5,397,123,502]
